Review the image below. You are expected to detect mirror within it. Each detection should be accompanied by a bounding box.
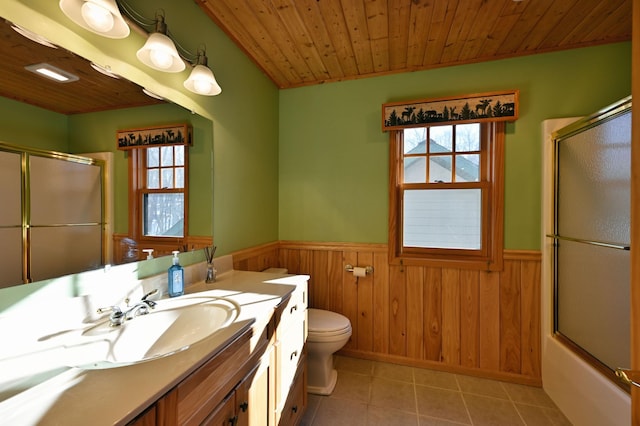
[0,17,213,289]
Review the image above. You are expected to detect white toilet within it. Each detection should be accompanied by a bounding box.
[306,308,352,395]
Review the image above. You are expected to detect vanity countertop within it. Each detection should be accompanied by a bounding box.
[0,270,309,426]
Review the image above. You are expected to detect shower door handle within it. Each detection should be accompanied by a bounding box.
[615,368,640,387]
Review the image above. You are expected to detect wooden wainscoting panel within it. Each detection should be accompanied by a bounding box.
[389,265,407,356]
[357,252,374,353]
[479,271,501,371]
[406,266,424,359]
[233,242,541,384]
[372,252,390,354]
[521,259,541,377]
[500,260,522,374]
[328,250,344,313]
[460,269,480,368]
[232,241,279,271]
[441,269,461,365]
[311,250,329,309]
[424,267,442,362]
[279,248,300,273]
[342,251,359,350]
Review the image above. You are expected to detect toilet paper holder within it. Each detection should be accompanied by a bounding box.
[344,264,374,275]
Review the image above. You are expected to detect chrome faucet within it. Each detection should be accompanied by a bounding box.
[97,289,158,327]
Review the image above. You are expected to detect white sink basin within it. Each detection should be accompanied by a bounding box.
[62,296,240,369]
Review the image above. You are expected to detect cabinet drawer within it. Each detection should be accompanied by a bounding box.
[276,318,305,405]
[279,358,306,426]
[275,285,307,333]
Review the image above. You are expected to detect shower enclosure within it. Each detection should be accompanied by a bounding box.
[550,96,631,389]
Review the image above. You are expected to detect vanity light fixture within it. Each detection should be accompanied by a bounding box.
[25,63,80,83]
[59,0,130,39]
[183,49,222,96]
[136,14,185,73]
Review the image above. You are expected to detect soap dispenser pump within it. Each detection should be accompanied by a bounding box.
[168,250,184,297]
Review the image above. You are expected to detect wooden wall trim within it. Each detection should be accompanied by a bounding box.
[504,250,542,261]
[279,240,388,253]
[230,241,280,262]
[112,233,212,264]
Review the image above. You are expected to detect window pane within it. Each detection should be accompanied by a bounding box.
[455,154,480,182]
[143,193,184,237]
[455,123,480,152]
[429,155,452,183]
[175,146,185,166]
[430,126,453,152]
[403,189,481,249]
[161,168,174,189]
[147,169,159,189]
[404,128,426,154]
[404,157,425,183]
[175,167,185,189]
[147,148,159,167]
[161,146,173,167]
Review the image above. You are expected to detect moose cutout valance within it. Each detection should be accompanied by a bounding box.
[382,90,519,131]
[117,124,193,150]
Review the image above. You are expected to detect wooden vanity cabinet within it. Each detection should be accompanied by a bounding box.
[201,361,269,426]
[128,280,308,426]
[153,325,271,426]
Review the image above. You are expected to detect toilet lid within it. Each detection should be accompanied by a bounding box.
[308,308,351,333]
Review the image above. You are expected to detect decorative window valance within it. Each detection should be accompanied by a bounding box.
[117,123,192,150]
[382,90,519,131]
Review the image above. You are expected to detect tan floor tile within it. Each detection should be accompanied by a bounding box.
[372,361,414,383]
[419,415,471,425]
[415,385,470,424]
[503,383,557,408]
[335,355,374,375]
[369,376,417,414]
[463,393,525,426]
[330,371,371,403]
[312,397,368,426]
[414,368,459,391]
[456,375,509,399]
[300,393,322,425]
[367,405,419,425]
[515,403,573,426]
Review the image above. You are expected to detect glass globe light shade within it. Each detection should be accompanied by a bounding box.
[184,64,222,96]
[59,0,130,38]
[136,32,185,73]
[81,1,114,33]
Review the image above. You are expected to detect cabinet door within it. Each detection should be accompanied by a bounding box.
[202,392,237,426]
[237,361,270,426]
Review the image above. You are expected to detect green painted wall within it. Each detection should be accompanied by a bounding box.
[279,42,631,250]
[0,97,68,151]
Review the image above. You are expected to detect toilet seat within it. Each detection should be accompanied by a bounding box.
[308,308,352,340]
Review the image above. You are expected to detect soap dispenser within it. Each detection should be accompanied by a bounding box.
[168,250,184,297]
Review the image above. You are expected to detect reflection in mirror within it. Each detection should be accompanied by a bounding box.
[0,18,213,289]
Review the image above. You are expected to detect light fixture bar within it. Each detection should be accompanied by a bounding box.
[25,63,80,83]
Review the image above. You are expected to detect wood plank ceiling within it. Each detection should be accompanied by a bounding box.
[196,0,632,89]
[0,19,163,115]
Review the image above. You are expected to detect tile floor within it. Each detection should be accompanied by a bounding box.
[300,355,572,426]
